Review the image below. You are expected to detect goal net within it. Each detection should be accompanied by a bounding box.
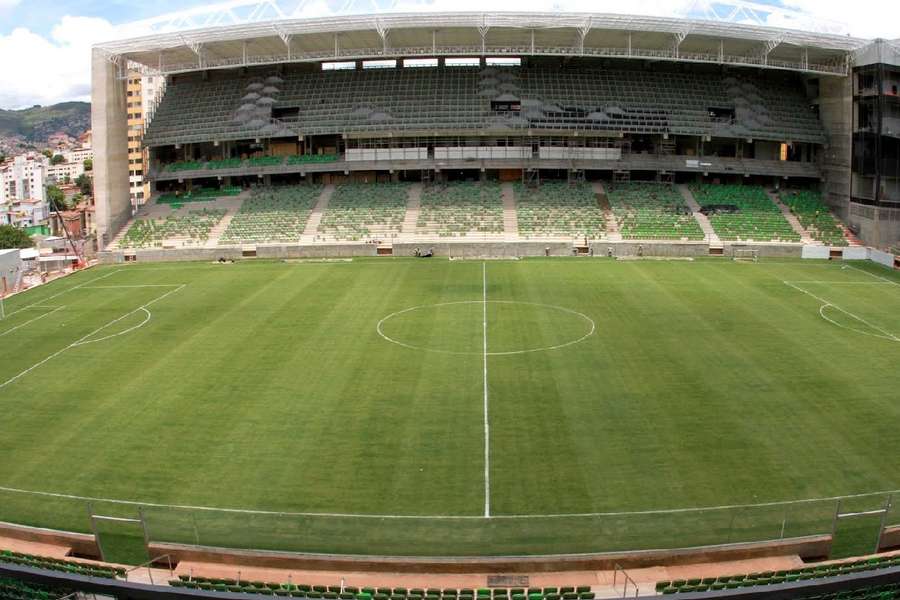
[733,248,759,262]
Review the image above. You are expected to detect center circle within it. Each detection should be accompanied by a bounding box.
[376,301,595,355]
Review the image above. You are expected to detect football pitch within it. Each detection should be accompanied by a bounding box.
[0,257,898,562]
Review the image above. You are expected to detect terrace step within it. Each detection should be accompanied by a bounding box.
[677,185,720,245]
[501,183,519,239]
[592,181,619,240]
[401,184,422,238]
[769,190,815,244]
[302,185,334,242]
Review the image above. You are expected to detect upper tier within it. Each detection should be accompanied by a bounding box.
[143,66,825,147]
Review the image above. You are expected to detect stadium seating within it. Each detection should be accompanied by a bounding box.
[0,549,122,579]
[120,209,226,248]
[248,156,286,168]
[317,183,409,241]
[286,154,339,165]
[171,576,595,600]
[689,184,800,242]
[656,555,900,594]
[157,187,242,205]
[0,577,76,600]
[207,158,244,170]
[607,182,705,241]
[417,182,504,237]
[515,182,605,239]
[143,67,825,147]
[780,190,848,246]
[219,185,322,244]
[165,160,204,172]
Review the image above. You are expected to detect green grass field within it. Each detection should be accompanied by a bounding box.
[0,257,898,562]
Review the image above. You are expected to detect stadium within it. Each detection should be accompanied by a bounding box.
[1,3,900,600]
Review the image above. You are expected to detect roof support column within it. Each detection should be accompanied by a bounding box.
[375,20,389,55]
[673,32,687,59]
[479,25,489,56]
[242,41,247,66]
[530,29,535,55]
[577,17,591,56]
[801,47,809,70]
[627,32,632,57]
[718,39,724,63]
[432,29,436,55]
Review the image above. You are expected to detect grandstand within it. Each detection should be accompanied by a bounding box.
[781,190,851,246]
[2,9,892,600]
[688,184,801,242]
[607,183,706,241]
[317,183,409,242]
[219,185,323,244]
[416,182,505,239]
[515,182,605,240]
[119,208,227,248]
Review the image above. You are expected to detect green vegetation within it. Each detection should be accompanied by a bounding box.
[0,224,33,249]
[0,259,898,560]
[0,102,90,143]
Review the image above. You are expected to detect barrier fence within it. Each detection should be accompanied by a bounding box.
[0,487,897,558]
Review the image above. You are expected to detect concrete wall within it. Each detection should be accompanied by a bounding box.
[0,248,21,294]
[818,75,853,221]
[91,49,132,249]
[848,202,900,249]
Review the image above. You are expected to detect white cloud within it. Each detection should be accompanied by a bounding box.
[0,0,894,110]
[0,16,119,109]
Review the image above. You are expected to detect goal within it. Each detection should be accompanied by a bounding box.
[733,248,759,262]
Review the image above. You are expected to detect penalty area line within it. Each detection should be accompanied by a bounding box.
[0,284,186,391]
[0,306,66,339]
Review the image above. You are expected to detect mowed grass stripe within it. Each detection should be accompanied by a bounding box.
[0,259,898,557]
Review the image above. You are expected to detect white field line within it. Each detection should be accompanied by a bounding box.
[844,264,900,288]
[0,483,898,520]
[376,301,595,356]
[0,284,186,391]
[4,270,121,318]
[81,284,188,289]
[784,280,899,342]
[0,306,65,338]
[71,308,152,347]
[784,281,894,285]
[482,262,491,518]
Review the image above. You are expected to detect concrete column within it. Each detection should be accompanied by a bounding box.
[92,49,131,248]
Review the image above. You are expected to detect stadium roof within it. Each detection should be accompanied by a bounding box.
[96,11,870,77]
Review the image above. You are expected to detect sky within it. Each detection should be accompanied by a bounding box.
[0,0,897,110]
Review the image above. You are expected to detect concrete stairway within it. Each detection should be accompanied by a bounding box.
[401,184,422,239]
[501,182,519,239]
[768,190,815,244]
[301,185,334,242]
[205,210,237,247]
[593,181,621,241]
[678,185,721,246]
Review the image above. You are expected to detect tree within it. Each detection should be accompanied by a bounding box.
[50,154,66,165]
[41,149,52,158]
[83,158,92,171]
[46,184,69,211]
[75,173,93,197]
[0,225,33,249]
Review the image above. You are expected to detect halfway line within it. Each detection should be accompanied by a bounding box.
[482,262,490,518]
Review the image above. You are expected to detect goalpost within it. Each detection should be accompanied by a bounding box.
[733,248,759,262]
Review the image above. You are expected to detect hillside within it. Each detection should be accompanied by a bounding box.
[0,102,90,144]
